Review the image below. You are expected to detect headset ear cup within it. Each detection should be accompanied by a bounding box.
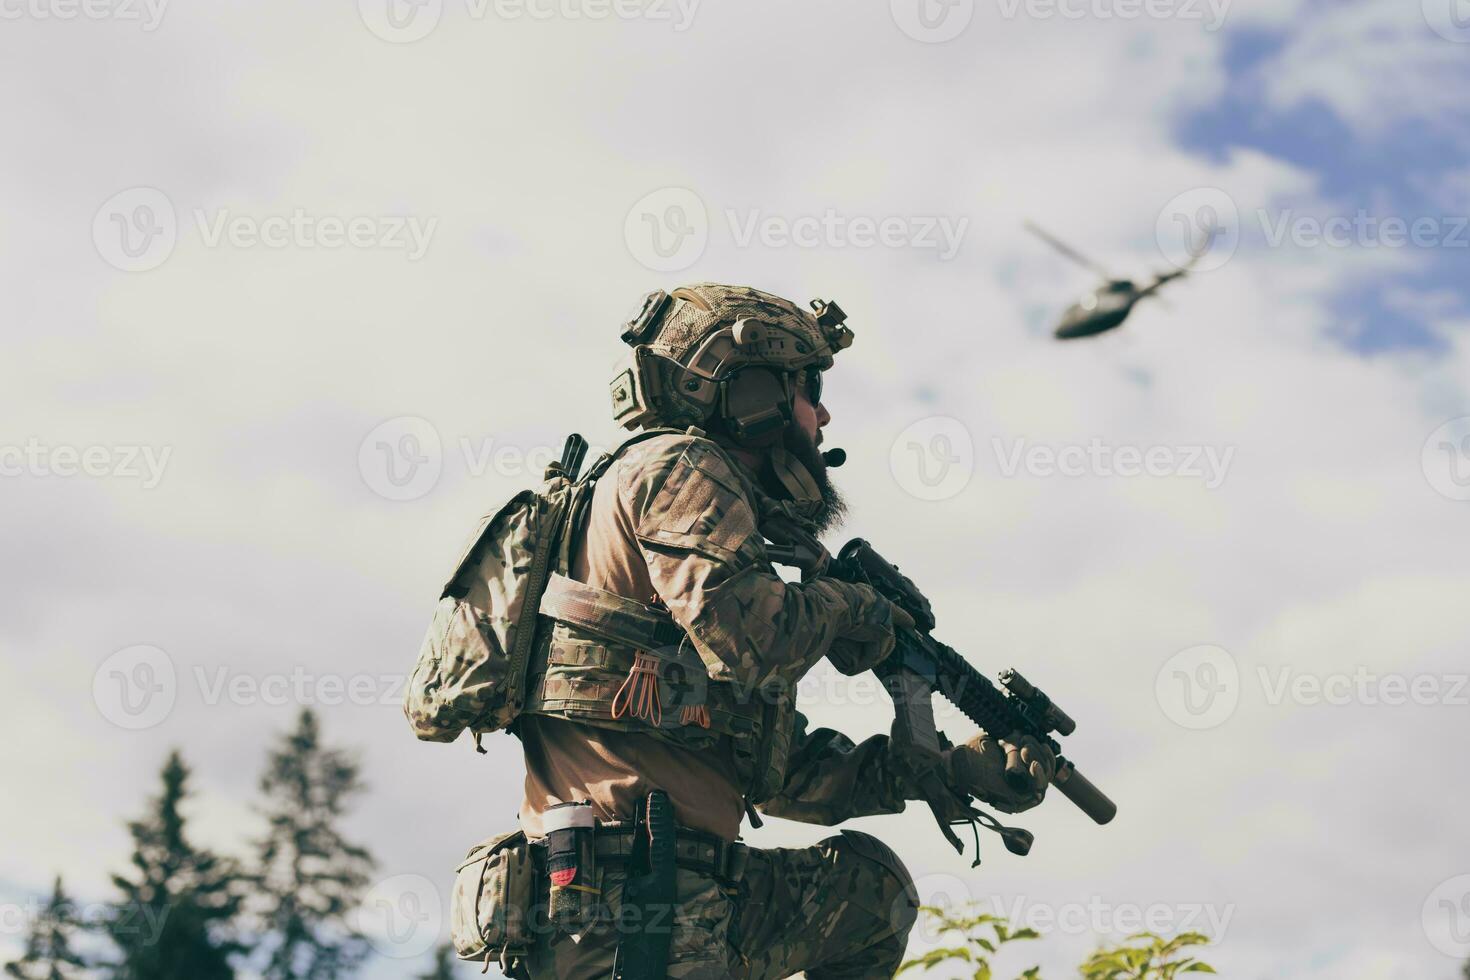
[720,368,791,444]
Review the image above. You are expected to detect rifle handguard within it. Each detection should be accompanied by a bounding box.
[832,536,1119,833]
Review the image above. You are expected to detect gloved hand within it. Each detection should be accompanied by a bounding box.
[826,588,916,676]
[946,731,1055,814]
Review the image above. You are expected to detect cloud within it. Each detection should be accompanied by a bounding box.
[2,0,1467,977]
[1257,0,1470,142]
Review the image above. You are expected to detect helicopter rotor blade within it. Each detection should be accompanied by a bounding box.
[1024,221,1116,279]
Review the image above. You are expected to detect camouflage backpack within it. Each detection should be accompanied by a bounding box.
[404,430,677,747]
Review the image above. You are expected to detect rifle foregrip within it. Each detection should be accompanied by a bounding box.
[1055,762,1117,825]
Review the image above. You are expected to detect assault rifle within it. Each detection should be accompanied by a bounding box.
[774,536,1117,860]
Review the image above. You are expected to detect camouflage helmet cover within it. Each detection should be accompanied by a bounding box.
[609,283,854,433]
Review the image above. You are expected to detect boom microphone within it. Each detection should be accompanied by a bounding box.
[821,448,846,468]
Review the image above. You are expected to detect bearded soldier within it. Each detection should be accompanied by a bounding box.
[409,284,1056,980]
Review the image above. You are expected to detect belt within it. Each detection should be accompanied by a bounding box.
[590,821,748,885]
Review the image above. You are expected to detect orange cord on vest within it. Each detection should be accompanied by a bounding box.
[680,704,711,729]
[611,651,663,727]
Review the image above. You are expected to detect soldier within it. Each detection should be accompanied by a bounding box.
[418,284,1056,979]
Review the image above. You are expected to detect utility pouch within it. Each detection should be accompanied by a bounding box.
[450,830,536,967]
[543,801,600,931]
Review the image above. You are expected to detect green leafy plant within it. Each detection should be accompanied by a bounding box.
[1078,932,1216,979]
[898,906,1041,980]
[901,906,1217,980]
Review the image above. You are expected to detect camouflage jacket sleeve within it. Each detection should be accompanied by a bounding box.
[755,710,918,824]
[619,434,896,688]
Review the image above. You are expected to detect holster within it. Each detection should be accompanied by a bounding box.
[611,790,678,980]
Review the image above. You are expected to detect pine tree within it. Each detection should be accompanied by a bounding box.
[4,877,91,980]
[416,944,462,980]
[107,751,245,980]
[252,709,376,980]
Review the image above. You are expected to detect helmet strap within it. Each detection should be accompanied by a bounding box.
[766,445,824,521]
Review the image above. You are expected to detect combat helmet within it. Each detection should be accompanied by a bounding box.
[609,283,854,443]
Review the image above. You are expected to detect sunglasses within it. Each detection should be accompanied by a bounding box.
[799,366,824,406]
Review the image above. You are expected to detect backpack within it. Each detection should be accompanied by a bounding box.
[403,430,676,747]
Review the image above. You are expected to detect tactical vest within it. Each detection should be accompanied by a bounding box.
[520,432,794,804]
[407,428,793,805]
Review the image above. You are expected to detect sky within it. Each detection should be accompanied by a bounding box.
[2,0,1468,977]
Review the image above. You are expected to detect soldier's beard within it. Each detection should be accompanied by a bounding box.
[783,425,847,535]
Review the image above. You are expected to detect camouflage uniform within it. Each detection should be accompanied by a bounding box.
[524,830,918,979]
[516,430,927,979]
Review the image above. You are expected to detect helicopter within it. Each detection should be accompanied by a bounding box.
[1025,220,1216,340]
